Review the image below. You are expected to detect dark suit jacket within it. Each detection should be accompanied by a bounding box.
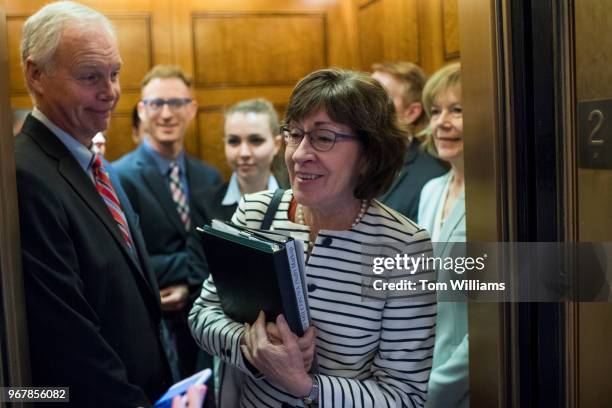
[198,181,235,223]
[15,116,171,407]
[184,182,235,295]
[113,144,221,293]
[378,138,448,221]
[196,176,288,226]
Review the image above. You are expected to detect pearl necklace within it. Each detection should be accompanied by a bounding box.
[295,199,369,228]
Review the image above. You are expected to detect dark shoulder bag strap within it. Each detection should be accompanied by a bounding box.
[261,188,284,230]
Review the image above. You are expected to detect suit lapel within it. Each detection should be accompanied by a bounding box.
[136,146,186,235]
[108,166,160,301]
[25,118,159,303]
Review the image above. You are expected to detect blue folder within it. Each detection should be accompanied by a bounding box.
[154,368,211,408]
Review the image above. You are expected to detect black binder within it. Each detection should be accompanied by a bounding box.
[197,221,310,336]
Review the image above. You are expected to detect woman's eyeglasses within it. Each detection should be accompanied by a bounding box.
[280,125,358,152]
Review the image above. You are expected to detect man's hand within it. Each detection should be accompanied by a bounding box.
[160,284,189,312]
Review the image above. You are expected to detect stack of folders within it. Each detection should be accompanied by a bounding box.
[197,220,310,336]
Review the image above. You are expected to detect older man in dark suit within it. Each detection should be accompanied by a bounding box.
[113,65,221,379]
[15,2,171,406]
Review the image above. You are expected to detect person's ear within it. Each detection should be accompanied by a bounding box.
[185,98,198,122]
[137,101,147,123]
[273,134,282,156]
[404,102,423,125]
[25,58,45,95]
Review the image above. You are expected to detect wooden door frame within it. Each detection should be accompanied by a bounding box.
[459,0,509,405]
[461,0,579,406]
[0,3,30,398]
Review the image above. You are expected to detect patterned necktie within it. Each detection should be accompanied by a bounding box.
[91,154,135,252]
[168,162,191,231]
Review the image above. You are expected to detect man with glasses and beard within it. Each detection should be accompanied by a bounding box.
[114,65,220,385]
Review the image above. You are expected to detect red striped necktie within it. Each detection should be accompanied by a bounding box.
[91,154,135,252]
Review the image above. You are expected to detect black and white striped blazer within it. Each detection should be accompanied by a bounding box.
[189,190,437,407]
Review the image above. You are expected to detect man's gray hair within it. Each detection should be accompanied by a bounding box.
[21,1,116,75]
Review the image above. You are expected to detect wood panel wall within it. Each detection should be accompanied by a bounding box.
[356,0,419,70]
[186,6,330,177]
[192,12,327,87]
[6,0,458,179]
[355,0,459,75]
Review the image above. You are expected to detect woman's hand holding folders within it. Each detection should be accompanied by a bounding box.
[265,314,317,371]
[241,311,317,397]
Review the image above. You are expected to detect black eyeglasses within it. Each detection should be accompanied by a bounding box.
[142,98,192,114]
[280,125,359,152]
